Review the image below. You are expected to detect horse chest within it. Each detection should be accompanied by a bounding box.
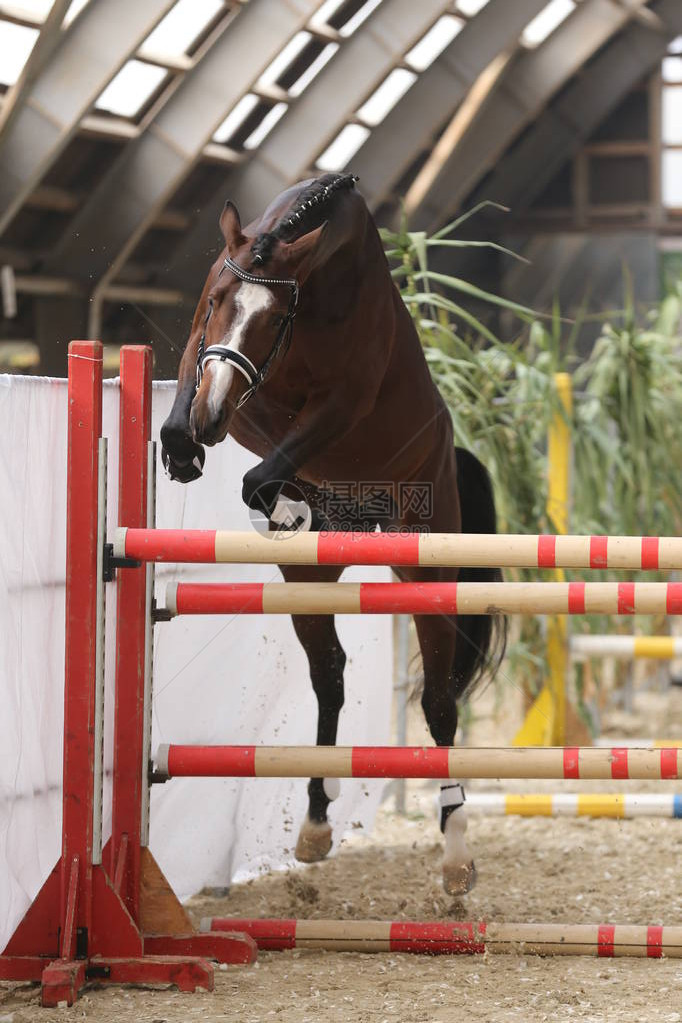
[229,403,298,459]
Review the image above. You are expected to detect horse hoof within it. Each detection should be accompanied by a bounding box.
[295,818,333,863]
[442,860,477,896]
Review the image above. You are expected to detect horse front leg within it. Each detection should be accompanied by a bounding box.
[281,566,346,863]
[160,355,206,483]
[241,395,357,517]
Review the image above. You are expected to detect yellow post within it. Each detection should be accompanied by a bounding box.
[547,373,572,537]
[546,373,572,745]
[514,373,572,746]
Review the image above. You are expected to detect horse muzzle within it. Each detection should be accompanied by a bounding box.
[159,421,206,483]
[161,445,205,483]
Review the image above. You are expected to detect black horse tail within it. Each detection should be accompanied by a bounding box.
[450,447,508,702]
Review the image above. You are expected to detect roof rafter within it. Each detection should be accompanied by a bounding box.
[350,0,550,211]
[43,0,320,290]
[218,0,452,212]
[0,0,71,139]
[470,0,682,217]
[411,0,659,231]
[162,0,458,289]
[0,0,178,234]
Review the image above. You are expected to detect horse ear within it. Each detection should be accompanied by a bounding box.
[283,221,328,282]
[219,200,244,251]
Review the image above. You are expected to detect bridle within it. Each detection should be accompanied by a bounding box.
[195,255,299,409]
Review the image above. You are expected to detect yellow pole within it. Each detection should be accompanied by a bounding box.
[547,373,572,536]
[546,373,573,745]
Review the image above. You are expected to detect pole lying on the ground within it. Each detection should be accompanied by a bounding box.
[199,917,682,957]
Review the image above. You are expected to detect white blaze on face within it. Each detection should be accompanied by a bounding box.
[207,282,274,415]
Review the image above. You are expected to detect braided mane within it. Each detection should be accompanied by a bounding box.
[250,173,358,265]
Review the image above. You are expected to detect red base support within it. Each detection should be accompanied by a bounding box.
[1,344,257,1006]
[0,858,256,1004]
[41,960,87,1007]
[40,955,218,1007]
[1,862,62,959]
[144,931,257,965]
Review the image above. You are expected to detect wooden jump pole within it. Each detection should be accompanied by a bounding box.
[164,580,682,617]
[199,918,682,958]
[154,744,681,780]
[465,792,682,818]
[115,527,682,570]
[572,634,682,660]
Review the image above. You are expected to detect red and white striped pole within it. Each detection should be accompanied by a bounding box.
[154,744,681,781]
[163,580,682,617]
[115,528,682,570]
[199,918,682,958]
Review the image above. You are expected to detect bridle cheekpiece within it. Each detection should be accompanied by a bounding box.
[195,255,299,408]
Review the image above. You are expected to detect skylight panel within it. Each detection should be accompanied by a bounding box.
[521,0,575,48]
[258,31,312,88]
[64,0,91,25]
[243,101,287,149]
[663,57,682,84]
[288,42,338,97]
[337,0,381,36]
[142,0,224,57]
[356,68,416,127]
[316,123,370,171]
[95,60,167,118]
[309,0,346,30]
[455,0,490,16]
[310,0,382,38]
[257,32,339,97]
[0,22,38,87]
[405,15,464,72]
[663,151,682,207]
[9,0,52,16]
[212,93,259,143]
[662,87,682,145]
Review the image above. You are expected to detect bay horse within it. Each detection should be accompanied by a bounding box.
[160,173,506,894]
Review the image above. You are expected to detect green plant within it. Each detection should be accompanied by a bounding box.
[383,212,682,711]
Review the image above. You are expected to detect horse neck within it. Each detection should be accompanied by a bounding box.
[300,209,388,322]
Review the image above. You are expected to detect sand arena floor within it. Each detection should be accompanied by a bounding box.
[2,684,681,1022]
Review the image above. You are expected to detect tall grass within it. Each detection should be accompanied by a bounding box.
[382,213,682,708]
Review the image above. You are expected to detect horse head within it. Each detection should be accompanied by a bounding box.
[160,173,357,484]
[191,202,326,446]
